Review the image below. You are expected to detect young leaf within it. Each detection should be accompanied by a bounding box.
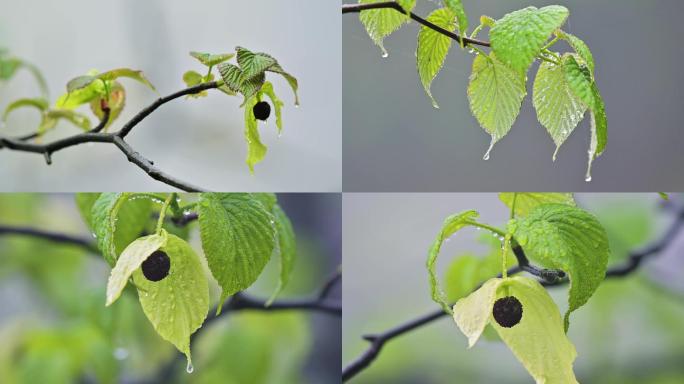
[183,70,203,87]
[533,59,588,159]
[358,0,416,57]
[90,193,153,266]
[260,82,284,132]
[217,62,265,104]
[236,47,277,80]
[106,230,168,306]
[66,75,97,93]
[491,277,579,383]
[267,204,297,305]
[427,210,489,314]
[189,51,235,67]
[442,0,468,38]
[198,193,276,309]
[453,277,504,347]
[46,109,92,131]
[90,81,126,128]
[2,97,49,121]
[499,193,575,217]
[467,54,526,157]
[133,234,209,367]
[490,6,569,74]
[243,95,268,172]
[97,68,156,91]
[507,204,610,330]
[55,80,107,109]
[416,7,457,108]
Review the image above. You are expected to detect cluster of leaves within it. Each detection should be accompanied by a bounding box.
[1,46,299,173]
[358,1,607,181]
[184,46,299,172]
[75,192,296,370]
[426,192,610,382]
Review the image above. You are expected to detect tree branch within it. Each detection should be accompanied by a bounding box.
[342,2,491,48]
[342,204,684,382]
[0,225,99,253]
[0,82,219,191]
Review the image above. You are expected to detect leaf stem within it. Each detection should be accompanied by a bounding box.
[509,193,518,220]
[469,222,506,238]
[156,194,175,234]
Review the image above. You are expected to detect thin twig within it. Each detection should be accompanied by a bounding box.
[318,267,342,300]
[0,82,218,191]
[342,1,491,47]
[0,225,99,253]
[342,205,684,382]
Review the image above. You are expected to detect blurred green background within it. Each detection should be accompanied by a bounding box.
[0,193,341,383]
[343,193,684,383]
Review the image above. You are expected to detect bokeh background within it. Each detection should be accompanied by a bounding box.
[0,193,341,383]
[343,0,684,191]
[0,0,341,191]
[343,193,684,383]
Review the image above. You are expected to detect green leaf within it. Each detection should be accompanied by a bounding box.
[97,68,156,91]
[533,59,588,159]
[236,47,277,80]
[132,234,209,366]
[558,31,595,75]
[66,75,97,93]
[427,210,491,314]
[416,7,457,108]
[189,51,235,67]
[46,109,92,131]
[198,193,276,309]
[586,83,607,182]
[467,54,527,157]
[267,62,300,106]
[259,81,284,132]
[507,204,610,329]
[91,193,153,266]
[562,54,594,108]
[445,247,514,303]
[490,6,569,74]
[453,277,504,347]
[183,70,204,87]
[266,204,297,305]
[358,0,415,57]
[2,97,49,121]
[442,0,468,38]
[217,62,265,104]
[0,57,21,80]
[499,193,575,217]
[243,95,268,172]
[75,193,102,229]
[106,230,168,306]
[55,80,107,109]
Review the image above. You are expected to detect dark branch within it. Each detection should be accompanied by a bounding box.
[0,82,219,191]
[342,2,491,48]
[342,205,684,382]
[0,225,98,253]
[318,267,342,300]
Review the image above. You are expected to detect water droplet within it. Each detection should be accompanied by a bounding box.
[552,146,560,162]
[483,137,496,161]
[585,175,592,182]
[381,48,389,58]
[186,361,194,374]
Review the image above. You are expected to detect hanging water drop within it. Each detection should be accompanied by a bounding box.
[585,175,592,182]
[186,361,194,374]
[483,138,495,161]
[381,48,389,58]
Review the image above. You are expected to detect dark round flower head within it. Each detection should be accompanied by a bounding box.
[141,250,171,282]
[493,296,523,328]
[253,101,271,121]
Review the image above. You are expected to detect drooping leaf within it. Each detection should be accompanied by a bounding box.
[453,277,504,347]
[586,83,607,182]
[236,47,277,80]
[416,7,457,108]
[106,230,168,306]
[358,0,415,57]
[507,204,610,330]
[562,54,594,108]
[442,0,468,38]
[467,54,526,155]
[259,82,284,132]
[133,234,209,366]
[242,95,268,172]
[189,51,235,67]
[427,210,488,314]
[46,109,92,131]
[2,97,49,121]
[558,31,595,75]
[493,277,579,383]
[533,60,588,158]
[499,193,575,217]
[90,193,153,266]
[490,6,569,74]
[267,62,299,106]
[198,193,276,309]
[266,204,297,305]
[97,68,156,91]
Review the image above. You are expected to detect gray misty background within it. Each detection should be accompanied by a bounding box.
[343,0,684,191]
[0,0,341,192]
[343,193,684,383]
